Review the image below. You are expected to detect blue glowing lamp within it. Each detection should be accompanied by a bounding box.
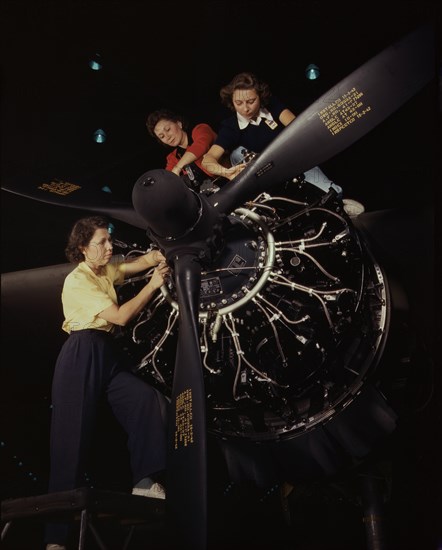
[305,63,320,80]
[93,129,107,143]
[89,53,103,71]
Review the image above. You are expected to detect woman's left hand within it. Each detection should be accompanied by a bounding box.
[147,249,167,266]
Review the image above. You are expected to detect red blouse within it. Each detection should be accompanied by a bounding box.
[165,123,217,177]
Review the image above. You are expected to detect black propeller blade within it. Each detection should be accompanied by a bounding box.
[132,170,224,549]
[1,179,150,230]
[167,254,207,550]
[208,23,435,215]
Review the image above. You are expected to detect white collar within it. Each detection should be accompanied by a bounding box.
[237,108,273,129]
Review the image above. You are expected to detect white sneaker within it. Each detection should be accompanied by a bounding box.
[46,545,67,550]
[343,198,365,218]
[132,477,166,499]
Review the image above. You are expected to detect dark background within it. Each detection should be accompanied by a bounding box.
[1,1,441,549]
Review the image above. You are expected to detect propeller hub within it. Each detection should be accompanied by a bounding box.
[133,169,225,266]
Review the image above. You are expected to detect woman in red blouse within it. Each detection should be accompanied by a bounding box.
[146,109,217,191]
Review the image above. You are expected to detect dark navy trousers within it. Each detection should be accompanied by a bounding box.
[45,329,168,544]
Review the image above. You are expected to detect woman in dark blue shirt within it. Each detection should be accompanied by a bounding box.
[202,72,343,197]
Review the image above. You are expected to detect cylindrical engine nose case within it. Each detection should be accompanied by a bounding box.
[132,169,225,265]
[132,169,199,238]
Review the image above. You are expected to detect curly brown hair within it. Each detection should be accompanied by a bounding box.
[219,72,271,111]
[65,216,110,263]
[145,109,188,145]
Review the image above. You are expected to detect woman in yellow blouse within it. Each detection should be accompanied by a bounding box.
[45,216,169,550]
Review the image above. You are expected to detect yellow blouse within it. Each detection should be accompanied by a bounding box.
[61,261,126,334]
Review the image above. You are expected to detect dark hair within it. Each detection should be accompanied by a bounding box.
[219,72,271,111]
[65,216,110,263]
[146,109,188,145]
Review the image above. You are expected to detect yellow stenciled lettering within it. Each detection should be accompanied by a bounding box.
[37,180,81,196]
[174,388,194,450]
[317,87,372,136]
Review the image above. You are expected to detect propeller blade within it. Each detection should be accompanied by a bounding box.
[132,171,225,550]
[208,23,435,214]
[1,181,149,230]
[166,254,207,550]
